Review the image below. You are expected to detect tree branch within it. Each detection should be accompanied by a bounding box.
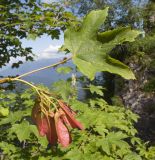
[16,56,72,79]
[0,56,72,84]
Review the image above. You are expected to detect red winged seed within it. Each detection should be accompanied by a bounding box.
[58,101,84,130]
[38,116,49,136]
[58,100,76,116]
[59,108,72,127]
[61,113,72,127]
[32,99,84,147]
[65,114,84,130]
[32,105,49,136]
[46,117,57,145]
[55,112,71,147]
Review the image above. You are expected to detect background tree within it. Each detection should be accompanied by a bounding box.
[0,0,77,68]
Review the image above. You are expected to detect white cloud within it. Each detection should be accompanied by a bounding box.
[44,45,60,53]
[36,44,67,60]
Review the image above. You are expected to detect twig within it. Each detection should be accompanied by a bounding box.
[0,78,11,84]
[16,56,72,79]
[0,56,72,105]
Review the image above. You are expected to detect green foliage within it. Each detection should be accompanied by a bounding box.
[128,35,155,56]
[143,78,155,92]
[0,0,77,68]
[8,121,37,142]
[111,96,124,107]
[52,79,77,101]
[89,84,103,96]
[0,88,155,159]
[0,107,9,116]
[64,8,141,80]
[61,0,154,32]
[0,89,49,159]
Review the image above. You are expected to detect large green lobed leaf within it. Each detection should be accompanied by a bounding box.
[64,7,142,80]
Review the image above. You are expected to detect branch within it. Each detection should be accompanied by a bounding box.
[16,56,72,79]
[0,56,72,84]
[0,78,11,84]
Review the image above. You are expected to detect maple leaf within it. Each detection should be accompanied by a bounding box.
[64,8,142,80]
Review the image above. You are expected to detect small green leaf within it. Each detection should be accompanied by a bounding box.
[27,33,37,40]
[63,149,82,160]
[123,153,142,160]
[9,121,36,142]
[0,142,17,155]
[89,85,104,96]
[96,138,111,155]
[0,111,27,125]
[31,125,48,147]
[0,107,9,116]
[52,80,77,101]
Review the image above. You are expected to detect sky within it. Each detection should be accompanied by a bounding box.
[22,33,64,60]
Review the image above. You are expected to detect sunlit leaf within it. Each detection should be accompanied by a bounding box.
[64,8,141,80]
[89,84,103,96]
[0,107,9,116]
[9,121,37,142]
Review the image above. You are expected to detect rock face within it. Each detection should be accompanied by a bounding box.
[119,61,155,144]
